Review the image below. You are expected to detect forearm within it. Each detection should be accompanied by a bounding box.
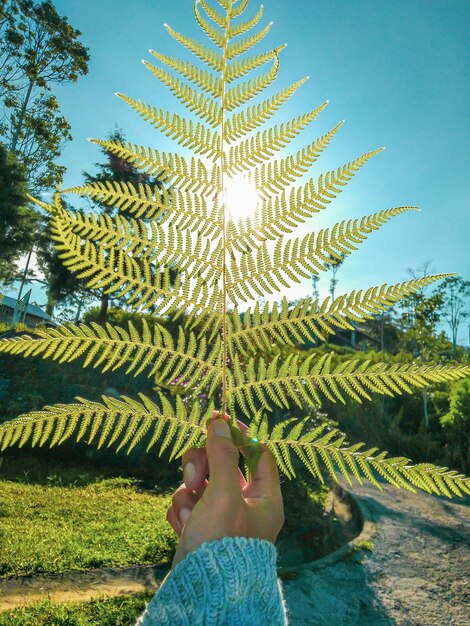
[135,537,288,625]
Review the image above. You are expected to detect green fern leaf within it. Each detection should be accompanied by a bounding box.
[227,208,416,301]
[142,62,222,126]
[199,0,227,29]
[225,45,286,85]
[223,52,280,112]
[250,121,345,200]
[230,354,469,414]
[249,415,470,496]
[62,183,222,238]
[194,1,225,48]
[226,102,328,174]
[227,149,382,249]
[88,140,219,194]
[0,322,221,392]
[163,24,223,71]
[224,74,306,141]
[0,394,213,459]
[228,3,263,38]
[48,205,222,318]
[226,21,273,60]
[117,94,221,159]
[50,199,222,283]
[149,50,222,97]
[228,274,454,354]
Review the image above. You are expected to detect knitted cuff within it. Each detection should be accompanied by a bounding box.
[138,536,287,625]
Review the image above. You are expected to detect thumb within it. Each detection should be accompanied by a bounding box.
[206,418,241,493]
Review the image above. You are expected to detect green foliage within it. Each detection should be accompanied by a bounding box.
[440,378,470,472]
[0,143,35,280]
[356,540,374,552]
[0,0,89,191]
[0,0,468,498]
[0,593,152,626]
[434,276,470,358]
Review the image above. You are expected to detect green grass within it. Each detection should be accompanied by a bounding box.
[356,540,374,552]
[0,476,176,577]
[0,593,152,625]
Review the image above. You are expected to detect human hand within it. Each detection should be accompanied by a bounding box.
[166,414,285,568]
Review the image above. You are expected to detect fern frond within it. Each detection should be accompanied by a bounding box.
[199,0,226,29]
[224,75,307,141]
[226,102,328,174]
[225,45,286,84]
[230,354,469,415]
[117,94,221,159]
[228,274,454,354]
[228,3,263,39]
[228,149,382,250]
[61,180,169,220]
[61,183,222,238]
[226,21,273,60]
[149,50,222,97]
[248,414,470,497]
[0,322,221,391]
[194,2,225,48]
[227,208,415,301]
[223,52,280,112]
[0,394,213,459]
[49,207,222,318]
[251,121,344,199]
[142,61,221,127]
[88,140,219,195]
[228,0,249,19]
[163,24,223,71]
[44,205,223,283]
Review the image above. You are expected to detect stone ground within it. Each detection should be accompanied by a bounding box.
[1,481,469,625]
[282,481,470,626]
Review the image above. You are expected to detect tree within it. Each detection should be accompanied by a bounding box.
[323,253,345,302]
[397,263,447,428]
[440,378,470,473]
[0,141,35,280]
[37,128,166,321]
[435,276,470,359]
[0,0,469,498]
[0,0,89,191]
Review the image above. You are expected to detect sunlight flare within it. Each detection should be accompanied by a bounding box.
[224,175,260,221]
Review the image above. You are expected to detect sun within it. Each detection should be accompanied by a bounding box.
[223,175,260,222]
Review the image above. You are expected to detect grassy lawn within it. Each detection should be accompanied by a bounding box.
[0,473,176,577]
[0,593,152,626]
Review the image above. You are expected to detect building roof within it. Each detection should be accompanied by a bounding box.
[0,294,53,322]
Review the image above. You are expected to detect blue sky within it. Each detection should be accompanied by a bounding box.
[7,0,470,343]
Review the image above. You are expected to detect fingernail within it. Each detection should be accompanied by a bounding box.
[184,462,196,486]
[213,418,231,438]
[179,507,191,526]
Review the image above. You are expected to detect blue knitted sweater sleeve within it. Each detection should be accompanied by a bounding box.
[135,537,288,625]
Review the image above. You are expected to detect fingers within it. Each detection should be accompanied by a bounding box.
[205,418,243,494]
[243,444,282,499]
[182,447,208,490]
[167,480,208,535]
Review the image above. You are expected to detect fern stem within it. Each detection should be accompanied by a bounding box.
[219,0,234,419]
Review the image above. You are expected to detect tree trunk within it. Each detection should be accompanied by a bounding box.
[98,292,109,324]
[45,292,56,318]
[452,329,457,359]
[422,388,429,429]
[10,80,34,152]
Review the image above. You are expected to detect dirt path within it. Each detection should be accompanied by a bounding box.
[282,481,470,626]
[0,563,169,611]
